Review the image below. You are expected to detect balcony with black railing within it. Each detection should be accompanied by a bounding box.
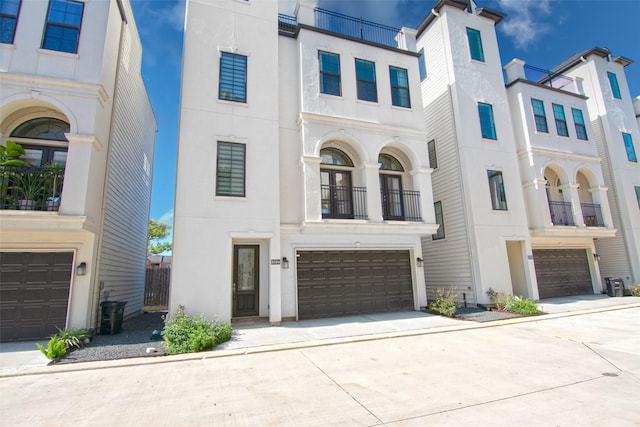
[278,8,402,49]
[321,184,368,220]
[0,165,65,212]
[548,200,575,226]
[382,189,422,222]
[581,203,605,227]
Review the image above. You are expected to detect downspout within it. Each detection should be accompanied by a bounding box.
[92,0,128,331]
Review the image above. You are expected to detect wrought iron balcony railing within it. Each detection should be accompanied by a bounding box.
[321,184,368,220]
[0,165,64,212]
[581,203,605,227]
[382,189,422,222]
[548,200,575,226]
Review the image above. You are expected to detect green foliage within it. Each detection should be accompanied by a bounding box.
[148,219,172,255]
[428,288,458,317]
[11,170,46,201]
[43,162,65,198]
[36,335,68,360]
[56,327,90,349]
[628,285,640,297]
[161,306,232,355]
[486,288,541,315]
[0,140,26,167]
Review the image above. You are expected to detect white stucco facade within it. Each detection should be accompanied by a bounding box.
[0,0,156,340]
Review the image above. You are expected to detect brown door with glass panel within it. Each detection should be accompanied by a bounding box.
[232,245,259,317]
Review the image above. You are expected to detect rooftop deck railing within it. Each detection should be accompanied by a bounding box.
[525,64,578,93]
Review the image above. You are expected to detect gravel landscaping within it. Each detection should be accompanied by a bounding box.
[56,312,167,364]
[453,307,524,322]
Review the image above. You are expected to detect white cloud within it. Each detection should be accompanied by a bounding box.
[496,0,552,49]
[156,208,174,226]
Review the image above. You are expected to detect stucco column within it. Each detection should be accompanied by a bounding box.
[62,133,101,215]
[589,186,613,227]
[560,183,584,227]
[362,162,382,222]
[411,167,435,223]
[268,238,282,326]
[300,156,322,222]
[524,179,552,228]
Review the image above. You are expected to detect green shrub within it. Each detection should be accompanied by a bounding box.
[486,288,541,315]
[629,285,640,297]
[36,335,68,360]
[56,327,90,349]
[162,306,232,355]
[428,288,457,317]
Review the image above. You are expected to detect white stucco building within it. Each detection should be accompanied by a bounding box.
[172,0,438,324]
[172,0,639,324]
[0,0,156,341]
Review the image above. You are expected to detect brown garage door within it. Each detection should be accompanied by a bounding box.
[0,252,73,342]
[297,250,414,319]
[533,249,593,299]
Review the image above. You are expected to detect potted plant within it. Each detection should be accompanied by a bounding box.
[0,140,27,209]
[12,170,46,210]
[43,162,65,211]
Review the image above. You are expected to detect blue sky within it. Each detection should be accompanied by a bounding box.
[131,0,639,246]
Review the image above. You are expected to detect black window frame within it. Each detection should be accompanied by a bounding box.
[216,141,246,197]
[219,51,248,103]
[432,201,445,240]
[41,0,84,54]
[319,50,341,96]
[389,65,411,108]
[552,103,569,137]
[531,98,548,133]
[355,58,377,103]
[487,170,508,211]
[0,0,21,44]
[427,139,437,169]
[572,108,588,141]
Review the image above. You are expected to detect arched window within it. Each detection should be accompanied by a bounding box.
[10,118,70,141]
[320,148,355,219]
[378,153,404,171]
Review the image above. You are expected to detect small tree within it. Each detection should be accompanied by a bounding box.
[148,219,172,255]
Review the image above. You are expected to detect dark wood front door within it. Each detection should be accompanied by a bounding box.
[233,245,259,317]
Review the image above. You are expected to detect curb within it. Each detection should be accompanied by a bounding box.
[2,302,639,378]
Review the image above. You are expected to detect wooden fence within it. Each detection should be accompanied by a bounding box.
[144,267,170,311]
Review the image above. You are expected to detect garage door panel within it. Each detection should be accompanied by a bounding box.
[297,250,413,319]
[0,252,72,342]
[533,249,593,299]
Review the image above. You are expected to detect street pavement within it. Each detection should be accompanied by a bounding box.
[1,298,639,426]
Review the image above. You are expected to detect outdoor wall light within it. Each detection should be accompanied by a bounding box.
[416,257,424,267]
[282,257,289,269]
[76,262,87,276]
[593,253,601,262]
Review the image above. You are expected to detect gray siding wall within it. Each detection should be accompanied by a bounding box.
[418,24,475,305]
[591,117,633,282]
[98,21,156,318]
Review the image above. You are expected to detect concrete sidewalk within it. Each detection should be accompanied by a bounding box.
[2,294,639,377]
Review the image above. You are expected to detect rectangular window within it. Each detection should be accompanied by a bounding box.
[432,201,445,240]
[319,50,341,96]
[572,108,588,140]
[216,142,246,197]
[389,66,410,108]
[1,0,20,44]
[622,133,637,162]
[607,72,622,99]
[487,170,508,210]
[636,186,640,209]
[427,139,437,169]
[466,27,484,62]
[552,104,569,137]
[219,52,247,103]
[355,58,377,102]
[478,102,497,140]
[42,0,84,54]
[418,48,427,81]
[531,99,548,133]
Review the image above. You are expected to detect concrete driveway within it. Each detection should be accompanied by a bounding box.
[1,301,638,426]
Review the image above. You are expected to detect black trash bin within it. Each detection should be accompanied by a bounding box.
[605,278,624,297]
[100,301,127,335]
